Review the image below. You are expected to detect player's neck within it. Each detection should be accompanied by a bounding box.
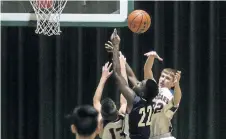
[109,114,120,122]
[159,87,170,90]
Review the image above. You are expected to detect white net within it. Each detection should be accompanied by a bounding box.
[29,0,67,36]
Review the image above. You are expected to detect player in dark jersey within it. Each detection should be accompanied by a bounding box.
[66,105,100,139]
[106,29,159,139]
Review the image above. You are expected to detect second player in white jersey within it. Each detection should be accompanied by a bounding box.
[100,114,126,139]
[93,60,128,139]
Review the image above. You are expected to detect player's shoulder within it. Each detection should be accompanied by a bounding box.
[132,95,147,109]
[103,114,125,127]
[118,113,125,119]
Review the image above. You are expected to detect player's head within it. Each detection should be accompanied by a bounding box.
[101,98,118,121]
[158,68,177,89]
[67,105,99,139]
[133,79,158,101]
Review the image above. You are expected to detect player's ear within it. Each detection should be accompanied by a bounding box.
[71,124,77,134]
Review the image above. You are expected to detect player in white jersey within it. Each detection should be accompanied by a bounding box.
[93,30,129,139]
[150,88,180,139]
[93,60,128,139]
[143,51,182,139]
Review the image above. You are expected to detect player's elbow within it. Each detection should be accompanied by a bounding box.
[119,104,127,114]
[174,97,181,106]
[93,98,99,106]
[144,72,153,80]
[174,92,182,105]
[120,101,127,108]
[93,100,97,107]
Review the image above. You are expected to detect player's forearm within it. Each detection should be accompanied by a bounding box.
[119,94,127,114]
[119,103,127,114]
[120,94,127,106]
[144,56,154,80]
[112,47,121,75]
[121,66,128,84]
[125,62,139,86]
[125,62,136,78]
[93,78,107,103]
[173,83,182,106]
[115,73,134,107]
[113,48,134,108]
[120,66,128,106]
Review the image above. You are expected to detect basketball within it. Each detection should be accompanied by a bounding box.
[127,10,151,33]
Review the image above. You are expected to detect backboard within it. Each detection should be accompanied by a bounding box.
[1,0,134,27]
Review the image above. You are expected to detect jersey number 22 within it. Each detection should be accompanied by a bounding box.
[138,106,153,127]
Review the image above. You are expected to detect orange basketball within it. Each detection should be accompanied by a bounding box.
[128,10,151,33]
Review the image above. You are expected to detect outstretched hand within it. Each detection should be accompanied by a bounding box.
[110,28,120,49]
[105,41,114,53]
[105,29,121,52]
[101,62,113,80]
[144,51,163,61]
[174,71,181,85]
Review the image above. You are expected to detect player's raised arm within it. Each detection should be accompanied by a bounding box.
[163,71,182,120]
[93,62,113,113]
[105,30,139,87]
[106,45,139,87]
[118,53,128,114]
[106,29,136,112]
[173,71,182,106]
[125,62,140,87]
[112,48,135,112]
[143,51,163,80]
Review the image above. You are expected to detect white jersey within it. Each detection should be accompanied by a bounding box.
[99,114,127,139]
[152,88,174,113]
[150,100,178,137]
[150,88,178,138]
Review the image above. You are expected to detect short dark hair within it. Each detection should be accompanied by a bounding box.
[101,98,118,121]
[67,105,98,136]
[144,79,158,101]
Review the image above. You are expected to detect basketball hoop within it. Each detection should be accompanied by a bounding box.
[29,0,67,36]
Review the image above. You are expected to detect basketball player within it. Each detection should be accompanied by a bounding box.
[143,51,182,139]
[106,29,159,139]
[143,51,181,109]
[66,105,100,139]
[93,60,128,139]
[105,29,181,138]
[122,51,181,138]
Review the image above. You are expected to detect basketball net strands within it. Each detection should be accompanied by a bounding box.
[29,0,67,36]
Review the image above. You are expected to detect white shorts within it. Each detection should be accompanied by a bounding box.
[160,137,176,139]
[150,133,174,139]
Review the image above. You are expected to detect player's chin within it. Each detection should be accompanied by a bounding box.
[158,84,164,88]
